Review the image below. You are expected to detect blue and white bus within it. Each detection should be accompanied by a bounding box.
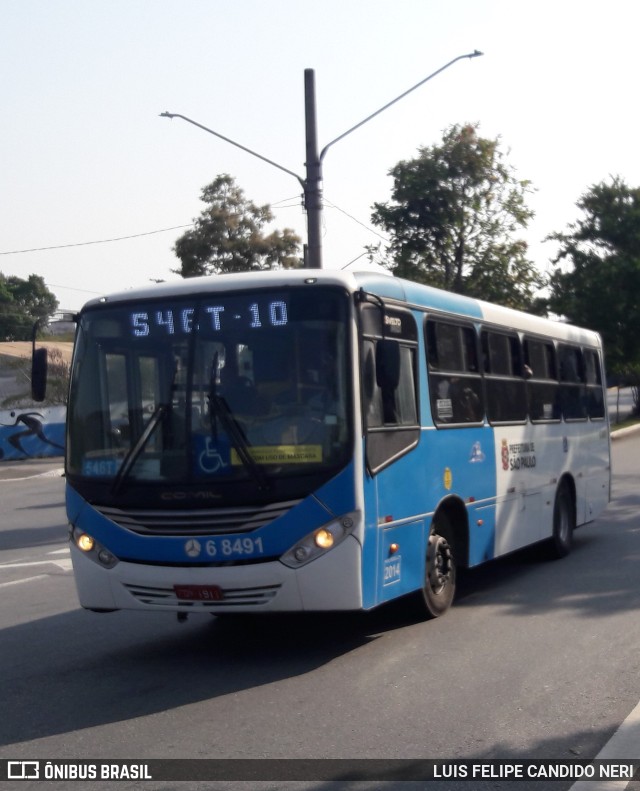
[52,268,611,618]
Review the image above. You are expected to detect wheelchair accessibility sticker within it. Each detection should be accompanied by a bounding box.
[195,435,322,475]
[198,436,230,474]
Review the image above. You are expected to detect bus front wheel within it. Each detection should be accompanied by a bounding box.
[421,515,456,618]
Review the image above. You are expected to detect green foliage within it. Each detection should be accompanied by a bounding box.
[0,273,59,341]
[173,174,302,276]
[371,123,542,310]
[546,176,640,376]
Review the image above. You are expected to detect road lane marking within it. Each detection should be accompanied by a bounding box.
[0,558,72,571]
[0,575,49,588]
[569,699,640,790]
[0,468,64,482]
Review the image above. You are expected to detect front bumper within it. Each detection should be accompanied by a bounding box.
[71,534,363,613]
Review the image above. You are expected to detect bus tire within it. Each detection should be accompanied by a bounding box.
[548,481,575,559]
[420,514,456,619]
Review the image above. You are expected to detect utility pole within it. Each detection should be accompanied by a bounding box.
[161,51,483,270]
[304,69,323,269]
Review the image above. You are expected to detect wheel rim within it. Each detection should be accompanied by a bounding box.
[427,534,453,595]
[557,496,570,544]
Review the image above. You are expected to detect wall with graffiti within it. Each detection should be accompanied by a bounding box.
[0,407,66,460]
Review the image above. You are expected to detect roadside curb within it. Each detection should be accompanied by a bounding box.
[610,423,640,440]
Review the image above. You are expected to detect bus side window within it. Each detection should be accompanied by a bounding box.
[361,307,420,474]
[363,340,384,427]
[558,344,587,420]
[426,319,484,425]
[375,340,418,426]
[583,348,606,419]
[524,338,560,421]
[363,338,418,428]
[481,330,527,424]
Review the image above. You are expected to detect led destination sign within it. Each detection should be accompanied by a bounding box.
[129,294,289,338]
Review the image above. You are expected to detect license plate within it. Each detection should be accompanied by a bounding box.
[174,584,223,601]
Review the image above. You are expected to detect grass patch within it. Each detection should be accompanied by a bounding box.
[611,414,640,431]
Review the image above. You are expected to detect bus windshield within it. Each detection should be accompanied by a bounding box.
[66,286,352,498]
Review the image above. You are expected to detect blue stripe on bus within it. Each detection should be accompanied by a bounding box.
[67,481,349,564]
[355,273,485,320]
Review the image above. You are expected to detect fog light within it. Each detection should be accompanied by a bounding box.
[77,533,95,552]
[98,549,114,565]
[314,528,334,550]
[294,546,310,562]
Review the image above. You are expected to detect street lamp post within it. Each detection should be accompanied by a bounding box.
[161,50,483,269]
[304,69,323,270]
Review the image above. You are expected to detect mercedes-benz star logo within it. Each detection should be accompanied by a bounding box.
[184,539,202,558]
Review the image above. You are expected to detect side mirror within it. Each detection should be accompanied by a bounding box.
[31,347,48,401]
[30,311,77,402]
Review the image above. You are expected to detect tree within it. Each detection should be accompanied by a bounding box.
[0,273,59,341]
[371,123,542,310]
[546,176,640,410]
[173,174,302,277]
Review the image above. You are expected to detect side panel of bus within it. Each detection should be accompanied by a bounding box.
[360,295,610,610]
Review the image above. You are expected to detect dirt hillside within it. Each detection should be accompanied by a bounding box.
[0,341,74,364]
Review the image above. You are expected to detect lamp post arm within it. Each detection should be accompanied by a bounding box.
[319,50,483,162]
[160,112,305,188]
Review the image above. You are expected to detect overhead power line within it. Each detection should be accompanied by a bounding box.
[0,199,386,258]
[0,224,194,256]
[323,199,389,241]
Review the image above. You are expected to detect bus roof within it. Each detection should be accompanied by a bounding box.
[83,267,601,348]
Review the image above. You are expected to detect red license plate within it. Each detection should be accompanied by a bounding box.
[174,584,223,601]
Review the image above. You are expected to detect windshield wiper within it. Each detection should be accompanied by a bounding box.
[111,360,178,495]
[208,359,270,491]
[111,403,167,495]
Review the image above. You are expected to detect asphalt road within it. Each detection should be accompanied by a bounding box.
[0,436,639,791]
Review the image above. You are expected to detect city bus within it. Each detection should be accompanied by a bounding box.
[40,268,611,619]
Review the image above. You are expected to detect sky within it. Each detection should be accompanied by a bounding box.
[2,0,640,312]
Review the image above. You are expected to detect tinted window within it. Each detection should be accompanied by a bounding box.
[360,304,420,474]
[524,338,560,421]
[584,349,605,419]
[426,320,484,425]
[482,330,527,423]
[558,344,587,420]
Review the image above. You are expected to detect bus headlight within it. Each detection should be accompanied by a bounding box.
[77,533,95,552]
[71,527,119,569]
[280,512,359,569]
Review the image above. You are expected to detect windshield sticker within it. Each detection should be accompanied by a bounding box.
[82,457,121,477]
[198,437,230,474]
[230,445,322,465]
[436,398,453,420]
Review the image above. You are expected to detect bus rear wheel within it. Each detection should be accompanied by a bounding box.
[548,482,575,559]
[421,515,456,618]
